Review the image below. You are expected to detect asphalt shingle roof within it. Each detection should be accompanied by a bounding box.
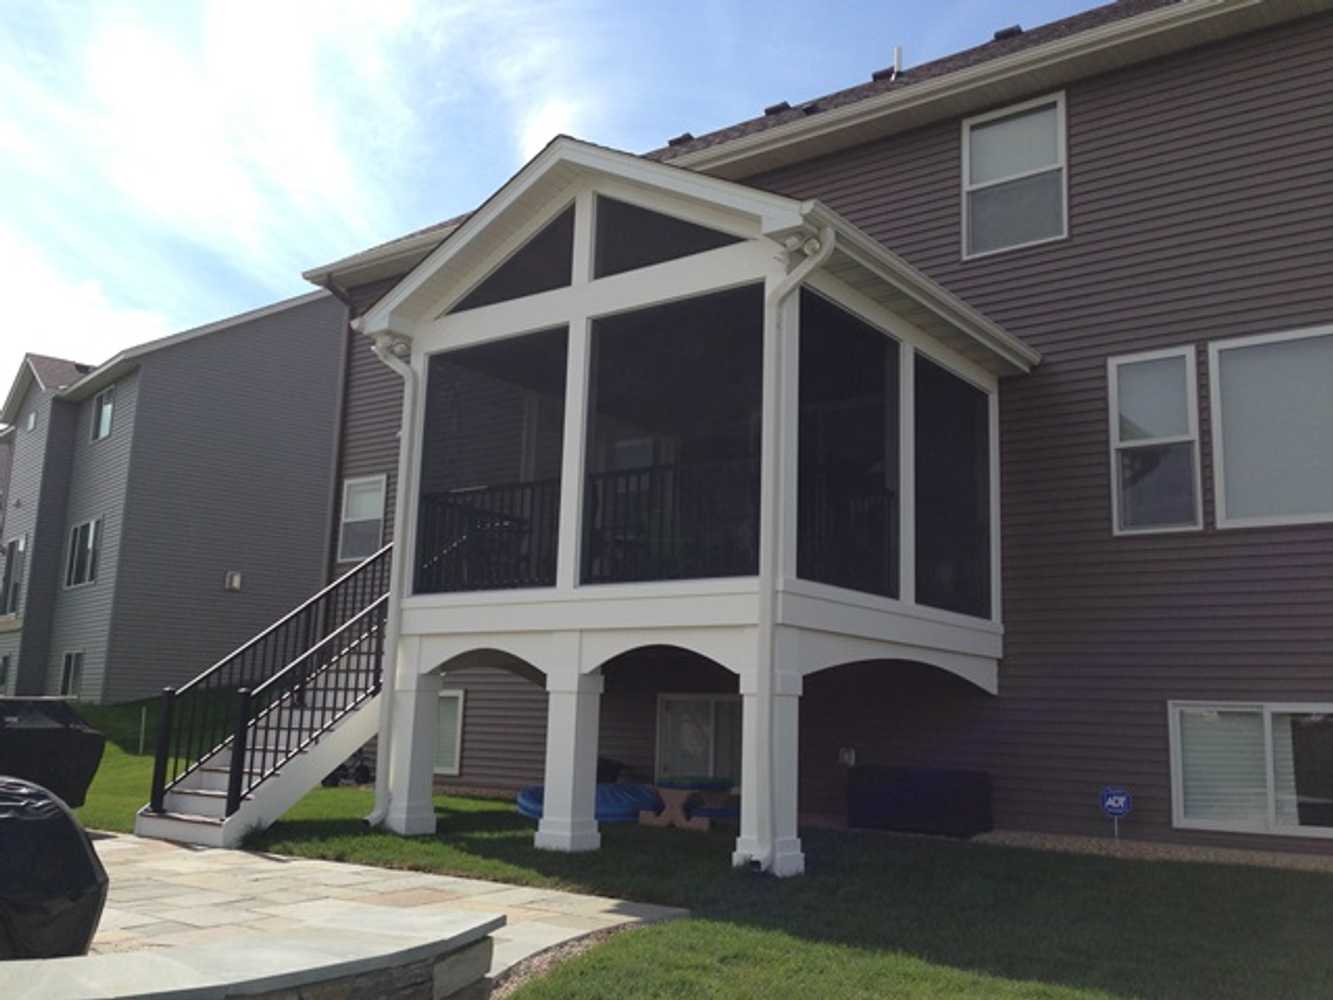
[26,354,93,390]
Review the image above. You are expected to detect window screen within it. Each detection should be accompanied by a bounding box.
[593,196,740,278]
[448,205,574,314]
[965,100,1065,256]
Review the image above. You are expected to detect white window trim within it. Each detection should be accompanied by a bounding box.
[1208,324,1333,530]
[654,692,741,785]
[1168,699,1333,841]
[64,517,101,589]
[60,650,85,699]
[91,384,115,442]
[434,688,465,776]
[25,411,35,431]
[337,474,388,563]
[1106,346,1203,537]
[961,91,1068,261]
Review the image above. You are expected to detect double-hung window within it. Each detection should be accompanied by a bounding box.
[61,651,84,698]
[1171,702,1333,837]
[1209,326,1333,529]
[338,475,386,562]
[962,93,1067,258]
[1107,348,1202,534]
[65,519,101,587]
[92,385,115,441]
[656,694,741,785]
[1,535,25,614]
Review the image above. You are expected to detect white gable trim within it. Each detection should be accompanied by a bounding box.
[360,137,807,337]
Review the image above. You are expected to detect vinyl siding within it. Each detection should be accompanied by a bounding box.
[4,386,77,694]
[331,322,403,575]
[747,13,1333,850]
[104,293,346,703]
[436,660,547,793]
[45,372,140,701]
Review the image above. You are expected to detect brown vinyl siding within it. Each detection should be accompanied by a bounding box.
[749,13,1333,850]
[437,662,547,793]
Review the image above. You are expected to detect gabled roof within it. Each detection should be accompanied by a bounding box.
[357,136,1040,376]
[307,0,1316,287]
[644,0,1185,164]
[60,290,332,401]
[1,290,333,426]
[0,354,94,426]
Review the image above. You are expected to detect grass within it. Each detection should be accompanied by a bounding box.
[73,699,160,833]
[76,709,1333,998]
[247,788,1333,1000]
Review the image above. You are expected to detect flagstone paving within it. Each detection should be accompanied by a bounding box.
[91,832,685,979]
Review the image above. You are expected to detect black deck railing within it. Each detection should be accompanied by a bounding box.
[149,544,393,817]
[415,478,560,593]
[582,457,760,584]
[797,474,898,598]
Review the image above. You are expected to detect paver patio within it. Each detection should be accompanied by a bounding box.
[90,832,684,979]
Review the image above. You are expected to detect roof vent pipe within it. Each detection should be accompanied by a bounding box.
[872,46,904,83]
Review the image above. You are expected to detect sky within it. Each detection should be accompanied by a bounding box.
[0,0,1102,389]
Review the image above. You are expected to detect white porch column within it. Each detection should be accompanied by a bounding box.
[384,638,442,836]
[535,668,603,852]
[733,669,804,877]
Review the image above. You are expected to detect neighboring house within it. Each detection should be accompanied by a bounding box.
[140,0,1333,869]
[0,291,347,703]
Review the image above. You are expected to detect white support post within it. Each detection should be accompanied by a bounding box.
[733,669,804,877]
[384,639,442,836]
[555,315,591,590]
[535,668,603,852]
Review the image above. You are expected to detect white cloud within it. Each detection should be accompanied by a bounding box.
[0,224,174,382]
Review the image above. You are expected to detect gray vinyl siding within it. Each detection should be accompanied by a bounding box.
[331,323,403,576]
[103,293,346,703]
[748,13,1333,850]
[0,435,13,539]
[437,662,547,793]
[44,372,140,701]
[4,386,77,694]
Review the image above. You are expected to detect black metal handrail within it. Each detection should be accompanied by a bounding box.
[416,478,560,593]
[149,544,393,815]
[582,457,760,584]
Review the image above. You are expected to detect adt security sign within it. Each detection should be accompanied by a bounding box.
[1101,786,1132,840]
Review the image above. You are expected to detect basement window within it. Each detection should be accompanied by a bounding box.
[962,93,1067,258]
[1171,702,1333,838]
[657,694,741,786]
[434,689,465,776]
[1107,347,1202,535]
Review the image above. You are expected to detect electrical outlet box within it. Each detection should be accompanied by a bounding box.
[838,746,857,767]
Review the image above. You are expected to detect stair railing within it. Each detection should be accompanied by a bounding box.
[149,543,393,815]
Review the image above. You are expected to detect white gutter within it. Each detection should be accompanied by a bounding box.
[364,328,418,828]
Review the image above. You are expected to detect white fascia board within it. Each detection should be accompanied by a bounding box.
[301,224,466,289]
[0,362,39,426]
[360,136,807,337]
[668,0,1278,176]
[803,201,1040,374]
[59,289,333,401]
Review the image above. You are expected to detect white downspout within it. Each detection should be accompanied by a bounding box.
[750,223,833,870]
[365,328,417,828]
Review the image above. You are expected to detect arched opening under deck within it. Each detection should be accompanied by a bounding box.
[799,659,999,830]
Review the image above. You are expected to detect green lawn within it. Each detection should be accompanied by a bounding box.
[77,706,1333,999]
[74,699,160,833]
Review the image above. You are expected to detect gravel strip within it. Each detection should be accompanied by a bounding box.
[488,928,623,999]
[977,829,1333,873]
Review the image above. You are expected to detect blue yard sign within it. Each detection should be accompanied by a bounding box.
[1101,786,1132,841]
